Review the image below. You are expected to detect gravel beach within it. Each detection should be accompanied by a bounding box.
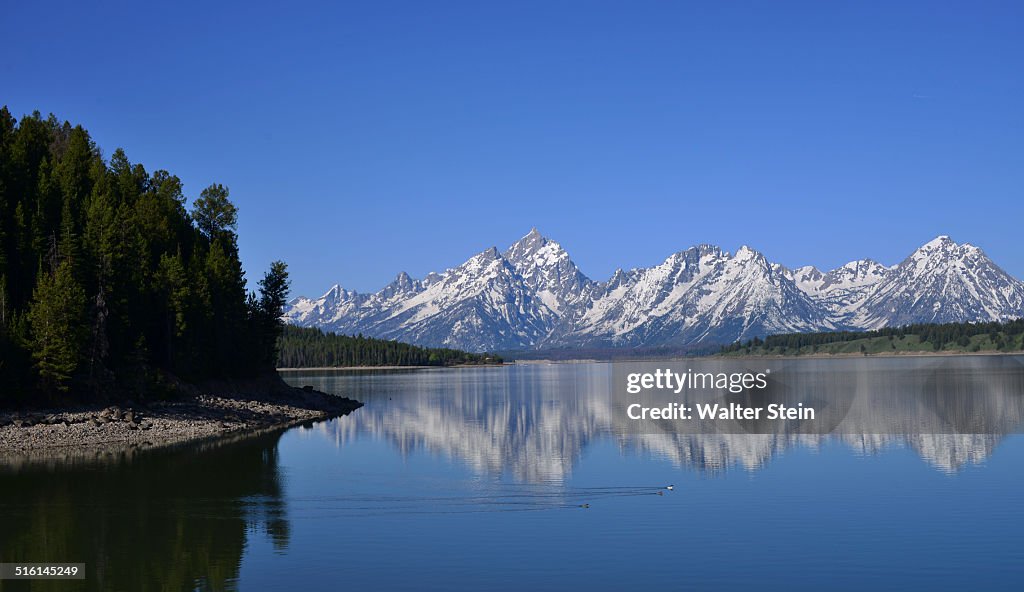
[0,377,362,458]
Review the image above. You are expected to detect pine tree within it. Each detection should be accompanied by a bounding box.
[204,237,247,373]
[191,184,237,240]
[156,251,190,368]
[0,274,7,328]
[252,261,290,371]
[28,258,86,393]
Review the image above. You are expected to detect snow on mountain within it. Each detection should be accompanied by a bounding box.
[284,232,1024,351]
[791,259,891,323]
[556,246,720,345]
[564,244,830,346]
[286,240,564,350]
[284,284,367,332]
[359,247,559,351]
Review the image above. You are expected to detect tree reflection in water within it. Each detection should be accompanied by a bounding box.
[0,430,290,592]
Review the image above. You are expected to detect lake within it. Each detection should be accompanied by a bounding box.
[3,357,1024,591]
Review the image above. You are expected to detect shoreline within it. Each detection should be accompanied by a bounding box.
[716,349,1024,360]
[0,376,362,457]
[278,365,435,371]
[280,350,1024,367]
[278,363,508,371]
[508,350,1024,363]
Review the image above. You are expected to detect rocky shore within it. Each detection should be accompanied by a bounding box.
[0,376,362,456]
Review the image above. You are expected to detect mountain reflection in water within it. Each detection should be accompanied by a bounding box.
[289,356,1024,479]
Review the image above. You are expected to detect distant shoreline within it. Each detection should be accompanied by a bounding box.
[278,363,508,371]
[285,350,1024,367]
[718,350,1024,361]
[279,365,434,371]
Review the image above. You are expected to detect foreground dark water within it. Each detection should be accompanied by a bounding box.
[3,358,1024,591]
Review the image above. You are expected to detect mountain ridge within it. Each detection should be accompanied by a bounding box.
[285,231,1024,351]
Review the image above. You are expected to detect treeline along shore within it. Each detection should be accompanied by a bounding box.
[721,319,1024,357]
[277,325,503,368]
[0,108,360,452]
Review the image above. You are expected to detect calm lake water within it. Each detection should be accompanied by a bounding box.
[3,358,1024,591]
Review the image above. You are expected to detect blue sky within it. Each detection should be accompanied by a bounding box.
[4,1,1021,297]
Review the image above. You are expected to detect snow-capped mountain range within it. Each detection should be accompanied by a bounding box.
[284,230,1024,351]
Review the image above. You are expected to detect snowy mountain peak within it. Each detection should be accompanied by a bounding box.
[734,245,758,260]
[856,236,1024,328]
[503,228,593,318]
[731,246,773,276]
[284,282,365,330]
[505,228,564,264]
[607,267,628,285]
[472,246,502,262]
[504,229,584,277]
[905,237,987,270]
[914,235,983,259]
[924,235,953,248]
[318,283,362,302]
[380,271,420,300]
[825,259,889,287]
[793,265,823,282]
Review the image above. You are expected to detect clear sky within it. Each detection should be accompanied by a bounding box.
[4,1,1021,297]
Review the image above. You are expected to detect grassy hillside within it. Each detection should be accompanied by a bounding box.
[721,320,1024,357]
